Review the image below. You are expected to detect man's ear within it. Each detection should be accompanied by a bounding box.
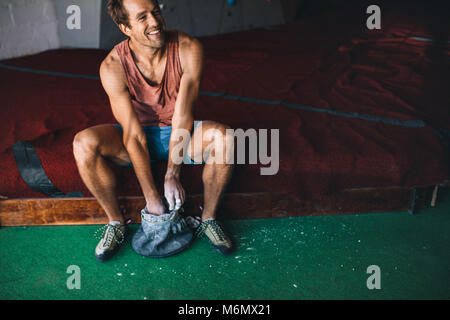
[118,23,131,37]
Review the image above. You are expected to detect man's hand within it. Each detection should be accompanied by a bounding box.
[164,176,185,210]
[146,197,166,215]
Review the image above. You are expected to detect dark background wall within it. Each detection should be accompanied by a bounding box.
[100,0,293,49]
[2,0,447,58]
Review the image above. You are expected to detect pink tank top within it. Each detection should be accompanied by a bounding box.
[115,31,182,127]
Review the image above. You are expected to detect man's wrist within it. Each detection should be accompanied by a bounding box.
[165,170,180,180]
[144,190,162,205]
[165,163,181,179]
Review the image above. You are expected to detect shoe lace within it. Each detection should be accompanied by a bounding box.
[196,220,227,242]
[94,224,125,246]
[194,222,206,237]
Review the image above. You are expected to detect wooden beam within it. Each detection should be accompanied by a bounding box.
[0,187,413,227]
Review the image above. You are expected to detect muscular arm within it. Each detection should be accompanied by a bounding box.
[164,33,204,209]
[100,52,162,209]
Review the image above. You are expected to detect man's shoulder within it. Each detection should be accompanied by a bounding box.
[175,30,203,72]
[101,47,121,71]
[100,46,125,81]
[176,30,203,54]
[99,46,127,93]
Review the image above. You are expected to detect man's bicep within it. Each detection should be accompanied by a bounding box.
[100,62,142,139]
[173,39,204,119]
[184,38,204,81]
[108,92,134,125]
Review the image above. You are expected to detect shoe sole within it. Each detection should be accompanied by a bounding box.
[95,249,117,262]
[213,245,233,256]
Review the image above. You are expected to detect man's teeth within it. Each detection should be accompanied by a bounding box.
[149,29,160,35]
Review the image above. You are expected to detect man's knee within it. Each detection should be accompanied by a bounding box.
[73,129,101,161]
[204,123,234,163]
[205,123,232,141]
[215,123,234,149]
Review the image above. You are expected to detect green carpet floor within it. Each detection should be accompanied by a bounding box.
[1,188,449,300]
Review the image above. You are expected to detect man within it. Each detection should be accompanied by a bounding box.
[73,0,234,261]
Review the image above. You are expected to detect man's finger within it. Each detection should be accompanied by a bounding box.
[174,190,182,210]
[175,197,182,210]
[165,194,175,211]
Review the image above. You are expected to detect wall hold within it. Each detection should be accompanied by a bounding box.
[228,0,236,6]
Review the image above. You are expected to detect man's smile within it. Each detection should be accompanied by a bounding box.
[147,27,162,37]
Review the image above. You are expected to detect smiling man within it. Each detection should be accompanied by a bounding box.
[73,0,234,261]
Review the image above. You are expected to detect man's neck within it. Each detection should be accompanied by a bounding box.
[129,38,166,66]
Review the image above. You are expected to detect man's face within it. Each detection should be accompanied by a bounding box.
[121,0,166,48]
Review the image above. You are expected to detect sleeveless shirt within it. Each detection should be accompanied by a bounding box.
[115,31,182,127]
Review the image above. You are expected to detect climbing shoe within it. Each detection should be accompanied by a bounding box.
[195,219,233,255]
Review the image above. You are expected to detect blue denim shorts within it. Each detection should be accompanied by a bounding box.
[113,121,203,166]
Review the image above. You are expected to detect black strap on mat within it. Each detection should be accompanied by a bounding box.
[12,141,83,198]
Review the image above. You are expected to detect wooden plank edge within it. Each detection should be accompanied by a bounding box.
[0,188,413,227]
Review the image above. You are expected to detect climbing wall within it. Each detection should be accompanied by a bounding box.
[0,0,60,60]
[0,0,292,55]
[55,0,102,49]
[100,0,288,49]
[160,0,285,36]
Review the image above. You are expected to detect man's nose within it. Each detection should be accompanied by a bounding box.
[147,13,159,28]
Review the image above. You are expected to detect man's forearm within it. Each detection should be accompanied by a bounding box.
[166,117,194,179]
[125,139,161,203]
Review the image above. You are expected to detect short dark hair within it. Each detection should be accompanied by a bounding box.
[107,0,130,27]
[106,0,159,27]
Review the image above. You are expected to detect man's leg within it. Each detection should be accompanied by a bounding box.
[73,124,131,224]
[187,121,235,255]
[187,121,234,221]
[73,124,136,261]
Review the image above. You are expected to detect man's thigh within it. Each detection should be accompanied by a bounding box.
[186,120,230,164]
[80,124,131,166]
